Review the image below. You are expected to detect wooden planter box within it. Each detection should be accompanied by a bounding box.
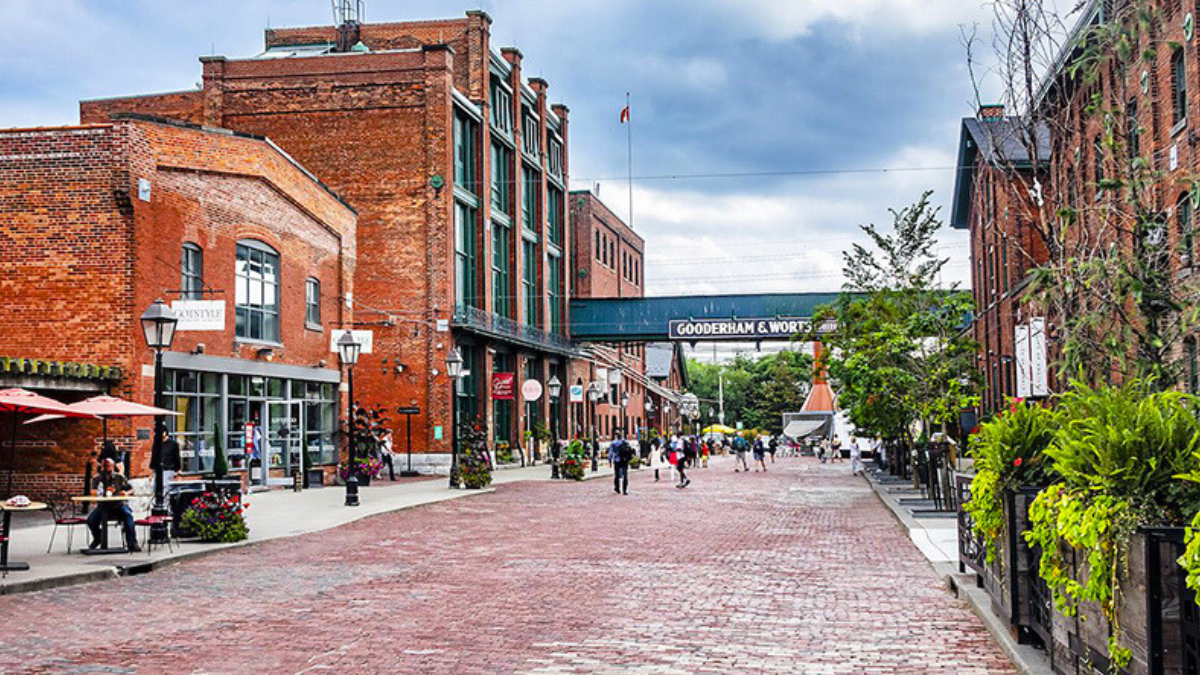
[1043,529,1194,675]
[979,487,1044,646]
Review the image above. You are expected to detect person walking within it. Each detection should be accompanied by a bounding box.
[849,436,865,476]
[830,435,844,463]
[752,436,768,472]
[768,435,778,464]
[380,429,397,480]
[675,439,691,489]
[733,433,750,472]
[610,432,633,495]
[649,438,667,482]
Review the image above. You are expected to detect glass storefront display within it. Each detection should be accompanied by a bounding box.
[164,368,338,478]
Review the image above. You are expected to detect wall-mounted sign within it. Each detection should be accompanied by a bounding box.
[522,379,543,402]
[569,384,584,403]
[172,300,225,331]
[1014,317,1049,399]
[668,317,835,341]
[137,178,152,202]
[329,329,374,355]
[492,373,516,400]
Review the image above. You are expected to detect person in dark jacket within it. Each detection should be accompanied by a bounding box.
[150,428,182,490]
[610,432,635,495]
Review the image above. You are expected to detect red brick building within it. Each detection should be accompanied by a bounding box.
[953,0,1200,409]
[81,12,576,467]
[951,107,1050,415]
[0,116,356,495]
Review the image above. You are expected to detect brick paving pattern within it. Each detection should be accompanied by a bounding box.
[0,457,1012,674]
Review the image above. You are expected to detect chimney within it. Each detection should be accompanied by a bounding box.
[978,104,1006,122]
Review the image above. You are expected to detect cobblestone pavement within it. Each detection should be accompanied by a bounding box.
[0,457,1012,675]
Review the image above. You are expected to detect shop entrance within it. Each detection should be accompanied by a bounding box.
[262,400,303,487]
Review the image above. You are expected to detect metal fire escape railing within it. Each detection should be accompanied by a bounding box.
[451,305,580,356]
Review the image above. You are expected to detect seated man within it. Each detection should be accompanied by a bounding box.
[86,458,140,552]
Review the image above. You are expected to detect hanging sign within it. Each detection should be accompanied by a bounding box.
[1014,325,1032,398]
[569,384,584,403]
[492,373,516,400]
[522,379,543,402]
[668,317,836,341]
[172,300,225,331]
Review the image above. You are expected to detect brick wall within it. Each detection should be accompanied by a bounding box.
[569,190,645,300]
[0,118,355,488]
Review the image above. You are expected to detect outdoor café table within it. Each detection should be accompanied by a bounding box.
[0,501,48,571]
[71,495,134,555]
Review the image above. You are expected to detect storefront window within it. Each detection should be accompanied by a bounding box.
[165,369,339,475]
[494,353,513,449]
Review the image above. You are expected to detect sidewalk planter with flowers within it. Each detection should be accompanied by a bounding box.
[453,420,493,489]
[561,439,587,481]
[337,457,383,486]
[1020,382,1200,675]
[963,400,1057,644]
[179,492,249,543]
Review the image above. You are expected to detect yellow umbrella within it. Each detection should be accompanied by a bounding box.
[702,424,736,434]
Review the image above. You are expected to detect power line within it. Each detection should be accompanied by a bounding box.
[569,165,960,184]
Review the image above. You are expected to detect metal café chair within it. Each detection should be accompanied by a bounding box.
[46,498,88,554]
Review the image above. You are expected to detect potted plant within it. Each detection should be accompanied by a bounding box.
[534,422,553,463]
[496,441,514,465]
[454,418,492,489]
[561,439,587,481]
[339,402,389,485]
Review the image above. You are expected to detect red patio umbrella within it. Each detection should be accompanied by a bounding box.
[0,389,97,498]
[26,395,179,493]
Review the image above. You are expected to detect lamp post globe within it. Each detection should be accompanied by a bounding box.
[141,299,178,546]
[338,331,363,507]
[446,347,465,488]
[548,375,562,400]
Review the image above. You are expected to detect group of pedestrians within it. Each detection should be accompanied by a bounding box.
[817,435,868,475]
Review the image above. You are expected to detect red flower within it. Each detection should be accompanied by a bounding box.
[1014,457,1023,467]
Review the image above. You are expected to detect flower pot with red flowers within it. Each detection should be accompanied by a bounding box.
[179,492,249,543]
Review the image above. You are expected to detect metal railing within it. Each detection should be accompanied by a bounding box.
[452,305,578,355]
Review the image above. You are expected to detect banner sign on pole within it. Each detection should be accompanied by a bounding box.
[1029,317,1049,397]
[668,317,836,341]
[172,300,226,331]
[492,373,516,400]
[1014,325,1032,399]
[569,384,584,403]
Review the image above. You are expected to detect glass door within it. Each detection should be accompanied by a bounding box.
[265,401,303,486]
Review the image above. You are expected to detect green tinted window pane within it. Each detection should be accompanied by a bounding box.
[202,372,220,395]
[249,376,266,398]
[267,378,285,399]
[228,375,246,397]
[178,370,199,393]
[291,380,305,400]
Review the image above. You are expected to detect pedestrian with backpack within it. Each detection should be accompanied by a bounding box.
[610,431,634,495]
[733,434,750,472]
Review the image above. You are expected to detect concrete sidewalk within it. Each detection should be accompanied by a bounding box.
[0,461,612,596]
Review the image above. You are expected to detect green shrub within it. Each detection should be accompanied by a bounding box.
[561,439,587,481]
[454,418,493,489]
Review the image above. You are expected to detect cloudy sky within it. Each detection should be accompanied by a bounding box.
[0,0,1010,297]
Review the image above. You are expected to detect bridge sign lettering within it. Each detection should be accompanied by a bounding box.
[668,317,835,341]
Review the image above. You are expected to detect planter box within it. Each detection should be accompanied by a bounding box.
[981,487,1043,646]
[1042,529,1194,675]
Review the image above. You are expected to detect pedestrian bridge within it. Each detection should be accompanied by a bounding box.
[568,293,843,342]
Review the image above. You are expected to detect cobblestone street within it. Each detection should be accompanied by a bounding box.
[0,457,1012,675]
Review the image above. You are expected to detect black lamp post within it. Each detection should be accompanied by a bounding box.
[140,298,178,546]
[587,381,602,471]
[620,390,630,436]
[337,331,362,507]
[548,375,561,479]
[446,347,465,488]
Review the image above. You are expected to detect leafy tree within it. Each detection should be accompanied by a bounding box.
[812,191,979,443]
[685,351,811,433]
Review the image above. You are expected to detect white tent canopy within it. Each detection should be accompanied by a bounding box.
[783,419,825,440]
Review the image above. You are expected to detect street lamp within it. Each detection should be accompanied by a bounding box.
[587,381,603,471]
[337,331,362,506]
[446,347,465,488]
[620,390,630,435]
[141,298,177,546]
[548,375,562,479]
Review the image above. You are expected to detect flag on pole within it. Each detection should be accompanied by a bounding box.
[619,105,630,124]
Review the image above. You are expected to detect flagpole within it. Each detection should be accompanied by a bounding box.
[626,91,633,229]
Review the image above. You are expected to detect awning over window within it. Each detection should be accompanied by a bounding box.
[783,419,826,440]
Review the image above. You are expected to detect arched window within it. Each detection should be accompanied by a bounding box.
[235,240,280,342]
[181,243,204,300]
